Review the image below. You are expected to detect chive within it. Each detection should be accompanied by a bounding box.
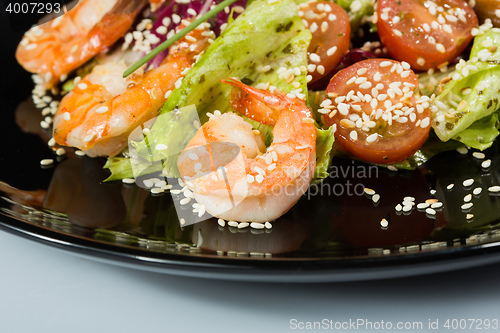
[123,0,240,78]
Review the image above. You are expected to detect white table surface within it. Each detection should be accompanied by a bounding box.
[1,229,500,333]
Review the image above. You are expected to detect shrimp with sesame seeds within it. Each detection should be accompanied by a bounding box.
[51,21,212,157]
[177,77,317,223]
[16,0,147,88]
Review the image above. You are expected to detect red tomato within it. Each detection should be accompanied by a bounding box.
[323,58,431,164]
[299,0,351,84]
[376,0,477,70]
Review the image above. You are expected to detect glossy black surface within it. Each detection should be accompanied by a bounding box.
[2,16,500,282]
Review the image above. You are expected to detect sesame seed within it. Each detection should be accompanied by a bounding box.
[349,130,358,141]
[228,221,238,227]
[417,202,430,209]
[40,159,53,166]
[63,112,71,121]
[473,152,486,159]
[55,148,66,156]
[426,208,436,215]
[155,144,168,150]
[447,184,455,190]
[77,83,88,90]
[238,222,249,229]
[380,218,389,228]
[482,159,491,168]
[83,134,94,142]
[309,53,320,62]
[366,133,378,143]
[403,205,412,212]
[456,147,468,154]
[436,43,446,53]
[392,29,403,36]
[250,222,265,229]
[461,202,473,210]
[464,194,472,202]
[488,185,500,193]
[372,194,380,203]
[180,197,191,205]
[473,187,482,196]
[326,46,337,56]
[364,188,376,195]
[151,188,164,194]
[420,117,430,128]
[395,204,402,212]
[380,60,392,67]
[350,0,362,12]
[321,21,329,33]
[265,222,272,229]
[255,174,264,183]
[95,106,109,113]
[463,178,474,187]
[218,219,226,227]
[466,214,474,220]
[431,202,443,209]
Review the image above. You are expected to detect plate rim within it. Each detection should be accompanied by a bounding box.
[2,212,500,282]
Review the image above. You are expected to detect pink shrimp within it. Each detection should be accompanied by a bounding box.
[52,21,212,157]
[177,78,317,223]
[16,0,147,88]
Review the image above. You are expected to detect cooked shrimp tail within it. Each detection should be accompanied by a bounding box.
[16,0,147,88]
[177,79,317,223]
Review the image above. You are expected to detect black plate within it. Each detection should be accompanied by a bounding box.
[3,16,500,283]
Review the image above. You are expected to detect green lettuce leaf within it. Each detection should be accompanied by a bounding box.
[431,29,500,144]
[453,109,500,150]
[314,126,336,180]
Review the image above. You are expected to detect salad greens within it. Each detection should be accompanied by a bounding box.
[104,0,500,184]
[106,0,336,181]
[431,29,500,150]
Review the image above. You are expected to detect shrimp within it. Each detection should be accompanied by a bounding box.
[16,0,147,88]
[52,22,213,157]
[177,78,317,223]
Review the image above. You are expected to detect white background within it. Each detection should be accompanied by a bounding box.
[1,230,500,333]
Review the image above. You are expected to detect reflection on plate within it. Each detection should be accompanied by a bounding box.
[2,28,500,282]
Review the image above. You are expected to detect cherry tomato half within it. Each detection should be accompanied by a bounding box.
[323,58,431,164]
[299,0,351,84]
[376,0,477,70]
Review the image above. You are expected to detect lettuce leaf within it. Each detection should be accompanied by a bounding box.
[453,109,500,150]
[431,29,500,146]
[314,127,336,180]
